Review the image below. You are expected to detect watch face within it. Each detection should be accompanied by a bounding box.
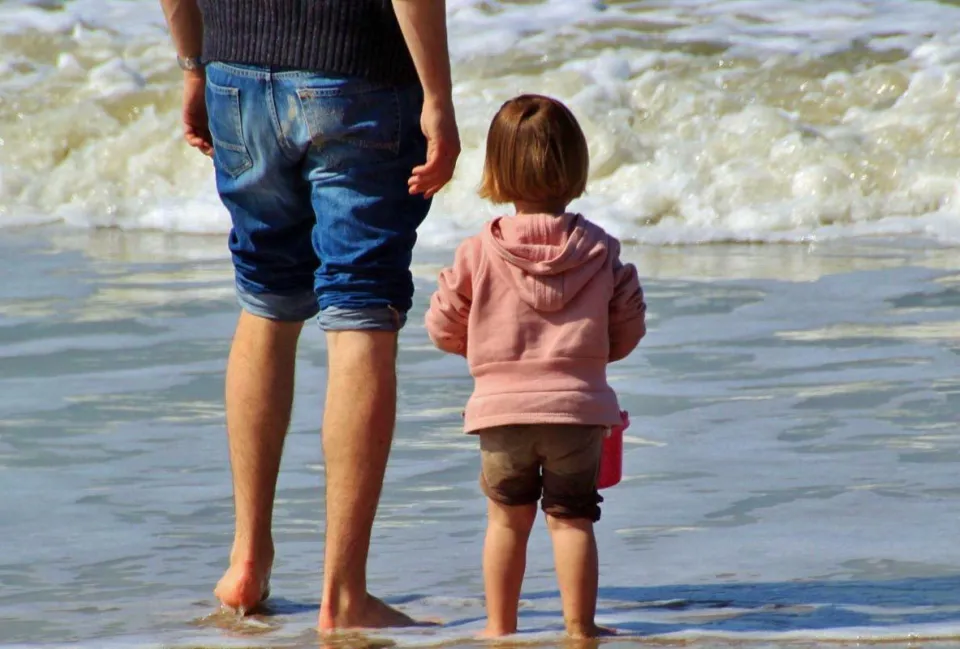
[178,56,202,70]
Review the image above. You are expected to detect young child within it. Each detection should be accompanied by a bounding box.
[425,94,647,638]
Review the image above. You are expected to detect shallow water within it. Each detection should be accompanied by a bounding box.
[1,229,958,647]
[3,0,960,645]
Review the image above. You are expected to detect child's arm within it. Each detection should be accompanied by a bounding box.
[425,239,476,357]
[609,242,646,362]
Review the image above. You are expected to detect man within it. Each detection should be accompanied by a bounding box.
[158,0,460,629]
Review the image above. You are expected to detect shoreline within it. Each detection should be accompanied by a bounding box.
[3,223,957,284]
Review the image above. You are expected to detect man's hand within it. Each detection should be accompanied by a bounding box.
[391,0,458,198]
[409,97,460,198]
[182,70,213,156]
[158,0,207,153]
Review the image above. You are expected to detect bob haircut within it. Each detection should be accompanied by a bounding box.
[478,94,589,205]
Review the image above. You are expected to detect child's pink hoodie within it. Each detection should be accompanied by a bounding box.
[425,212,646,433]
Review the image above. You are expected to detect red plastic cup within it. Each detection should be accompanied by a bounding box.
[598,410,628,489]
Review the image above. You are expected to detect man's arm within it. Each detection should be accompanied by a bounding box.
[159,0,203,60]
[159,0,212,155]
[392,0,453,102]
[392,0,461,198]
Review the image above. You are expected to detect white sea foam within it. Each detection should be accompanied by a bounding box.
[1,0,960,245]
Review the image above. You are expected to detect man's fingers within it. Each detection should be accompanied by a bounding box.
[411,156,454,181]
[184,125,214,156]
[414,140,459,174]
[412,150,441,177]
[408,171,449,194]
[185,133,209,149]
[409,163,454,187]
[407,175,436,195]
[186,138,214,157]
[407,133,459,195]
[410,162,433,177]
[408,176,449,197]
[409,167,443,184]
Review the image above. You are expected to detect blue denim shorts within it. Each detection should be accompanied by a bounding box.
[204,62,431,330]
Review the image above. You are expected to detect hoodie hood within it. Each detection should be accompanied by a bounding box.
[481,213,610,312]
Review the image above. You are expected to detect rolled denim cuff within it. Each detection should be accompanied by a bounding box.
[236,283,319,322]
[317,305,406,332]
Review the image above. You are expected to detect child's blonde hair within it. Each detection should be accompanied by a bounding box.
[479,94,589,205]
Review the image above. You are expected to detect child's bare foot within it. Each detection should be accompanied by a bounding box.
[214,558,272,614]
[318,593,420,630]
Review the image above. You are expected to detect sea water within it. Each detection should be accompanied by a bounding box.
[1,1,959,647]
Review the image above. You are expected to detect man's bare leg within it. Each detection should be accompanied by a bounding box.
[215,311,303,612]
[317,330,416,630]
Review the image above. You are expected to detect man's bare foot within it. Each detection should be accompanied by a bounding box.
[478,627,516,638]
[318,593,420,630]
[566,623,616,639]
[214,558,272,614]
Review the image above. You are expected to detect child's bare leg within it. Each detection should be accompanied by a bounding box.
[482,499,538,637]
[545,515,602,638]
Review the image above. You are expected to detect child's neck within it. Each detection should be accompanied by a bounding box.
[513,201,568,216]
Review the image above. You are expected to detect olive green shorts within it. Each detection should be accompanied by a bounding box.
[478,424,605,522]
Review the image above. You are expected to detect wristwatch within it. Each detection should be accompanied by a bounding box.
[177,55,204,72]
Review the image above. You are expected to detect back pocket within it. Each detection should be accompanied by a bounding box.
[206,80,253,178]
[296,85,400,172]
